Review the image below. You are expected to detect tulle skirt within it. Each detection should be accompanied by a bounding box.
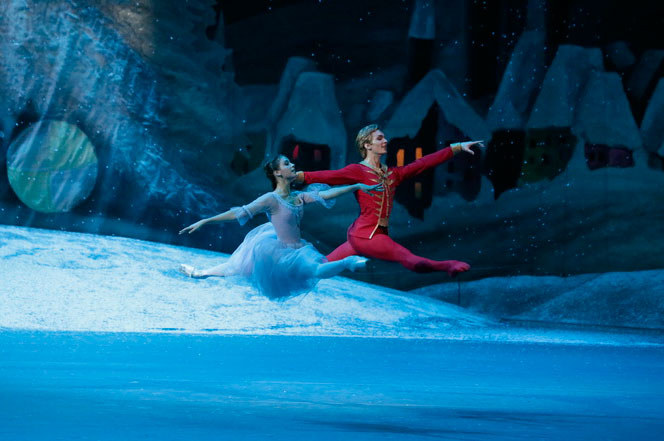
[220,223,326,299]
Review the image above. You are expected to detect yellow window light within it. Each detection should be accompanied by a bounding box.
[396,149,404,167]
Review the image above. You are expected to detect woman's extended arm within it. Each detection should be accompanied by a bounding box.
[179,210,237,235]
[179,193,275,235]
[317,183,383,200]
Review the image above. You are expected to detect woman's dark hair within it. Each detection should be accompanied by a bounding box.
[263,154,285,189]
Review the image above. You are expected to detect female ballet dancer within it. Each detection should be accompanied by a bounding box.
[178,154,383,299]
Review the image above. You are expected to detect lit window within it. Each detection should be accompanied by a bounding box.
[397,149,404,167]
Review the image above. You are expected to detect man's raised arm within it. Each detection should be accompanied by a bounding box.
[398,141,483,181]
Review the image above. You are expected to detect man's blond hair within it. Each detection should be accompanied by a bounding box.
[355,124,380,159]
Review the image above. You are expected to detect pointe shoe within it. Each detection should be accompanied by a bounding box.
[178,264,208,279]
[346,256,368,272]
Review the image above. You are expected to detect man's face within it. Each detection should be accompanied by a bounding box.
[365,130,388,156]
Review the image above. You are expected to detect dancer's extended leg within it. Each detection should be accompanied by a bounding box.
[348,233,469,275]
[183,252,367,280]
[179,262,229,278]
[325,241,358,262]
[314,256,367,279]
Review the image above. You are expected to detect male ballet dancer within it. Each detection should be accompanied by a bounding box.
[296,124,482,275]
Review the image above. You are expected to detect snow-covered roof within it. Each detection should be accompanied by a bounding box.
[575,72,642,149]
[487,30,547,131]
[271,72,347,169]
[385,69,489,141]
[527,45,604,129]
[266,56,316,127]
[641,78,664,155]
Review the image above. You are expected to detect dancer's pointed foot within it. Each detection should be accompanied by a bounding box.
[179,264,208,279]
[445,260,470,277]
[413,260,470,275]
[346,256,368,272]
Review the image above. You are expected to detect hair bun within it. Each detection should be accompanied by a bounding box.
[263,155,284,189]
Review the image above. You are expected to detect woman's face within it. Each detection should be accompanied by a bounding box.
[276,156,296,180]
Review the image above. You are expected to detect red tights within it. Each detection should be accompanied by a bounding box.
[326,230,469,276]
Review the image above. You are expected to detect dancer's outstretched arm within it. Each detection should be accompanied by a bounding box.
[399,140,484,181]
[317,183,383,200]
[452,140,484,154]
[179,193,274,235]
[179,210,237,235]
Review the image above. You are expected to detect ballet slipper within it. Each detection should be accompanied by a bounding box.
[346,256,368,272]
[178,264,209,279]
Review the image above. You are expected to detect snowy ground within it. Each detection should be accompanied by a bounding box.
[0,224,488,337]
[3,224,664,346]
[413,270,664,330]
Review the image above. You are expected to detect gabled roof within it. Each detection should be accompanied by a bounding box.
[271,72,347,169]
[487,30,547,131]
[385,69,489,141]
[641,78,664,155]
[527,45,604,129]
[267,57,317,127]
[575,71,642,149]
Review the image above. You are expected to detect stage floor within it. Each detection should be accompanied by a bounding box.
[2,330,663,440]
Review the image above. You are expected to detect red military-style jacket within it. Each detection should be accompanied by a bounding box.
[302,147,455,239]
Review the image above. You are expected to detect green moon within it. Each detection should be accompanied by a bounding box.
[7,120,99,213]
